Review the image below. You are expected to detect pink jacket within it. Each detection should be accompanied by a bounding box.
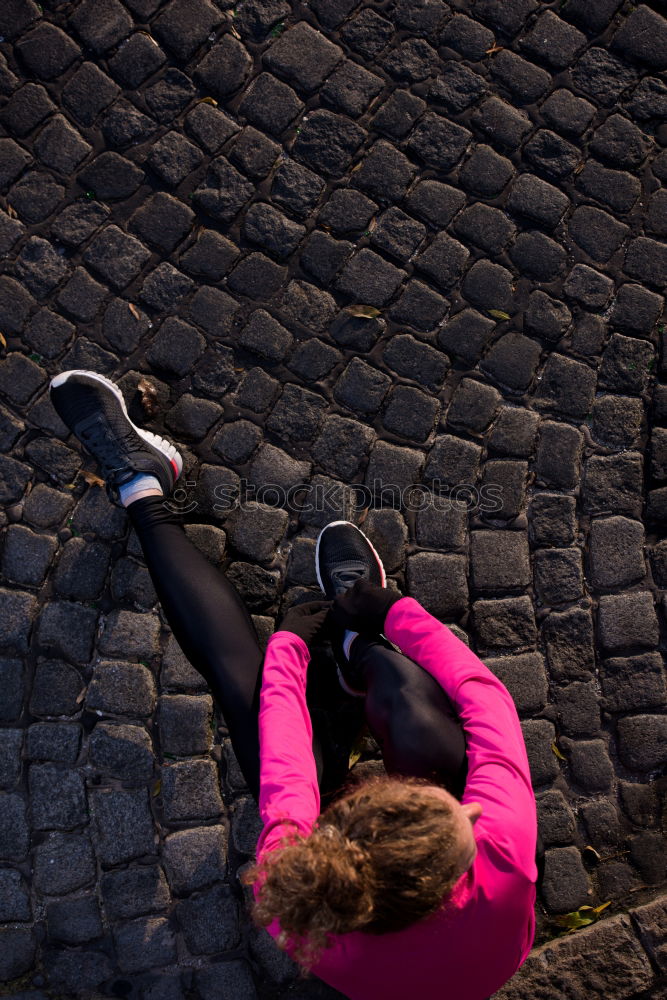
[255,597,538,1000]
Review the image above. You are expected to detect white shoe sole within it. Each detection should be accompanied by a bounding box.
[50,370,183,481]
[314,519,387,595]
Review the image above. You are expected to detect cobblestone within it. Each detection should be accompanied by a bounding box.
[46,895,103,945]
[598,592,660,653]
[162,760,223,823]
[89,722,154,781]
[4,0,667,990]
[91,787,156,865]
[26,722,81,763]
[542,607,595,683]
[101,864,170,920]
[176,885,239,955]
[470,531,530,594]
[163,825,227,894]
[406,552,468,619]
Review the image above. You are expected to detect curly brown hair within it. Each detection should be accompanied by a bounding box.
[244,775,464,967]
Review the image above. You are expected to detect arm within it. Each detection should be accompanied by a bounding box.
[256,630,320,861]
[383,597,537,877]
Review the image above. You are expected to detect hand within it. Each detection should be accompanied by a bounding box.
[278,600,332,647]
[331,579,402,635]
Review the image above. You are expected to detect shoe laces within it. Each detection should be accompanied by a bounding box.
[79,417,139,478]
[330,561,368,594]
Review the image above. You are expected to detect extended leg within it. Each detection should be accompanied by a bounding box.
[129,496,265,796]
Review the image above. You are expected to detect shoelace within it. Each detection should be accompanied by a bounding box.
[330,561,369,594]
[79,418,139,478]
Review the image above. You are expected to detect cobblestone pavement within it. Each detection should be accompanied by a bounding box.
[0,0,666,997]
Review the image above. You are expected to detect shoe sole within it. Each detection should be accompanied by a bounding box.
[314,519,387,596]
[50,370,183,482]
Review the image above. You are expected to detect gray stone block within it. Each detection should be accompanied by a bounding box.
[162,760,223,823]
[91,787,156,864]
[541,846,590,913]
[42,945,113,992]
[533,548,583,606]
[542,607,595,682]
[86,660,157,716]
[0,927,36,983]
[554,681,601,736]
[159,695,213,757]
[286,536,318,587]
[26,722,81,763]
[46,894,103,944]
[99,609,162,660]
[141,975,186,1000]
[161,634,209,692]
[406,552,468,619]
[536,790,576,846]
[474,597,537,650]
[562,738,614,791]
[195,960,258,1000]
[0,728,22,788]
[0,657,24,721]
[470,530,530,593]
[580,797,621,847]
[226,502,289,563]
[71,484,126,538]
[163,825,227,893]
[110,555,158,608]
[53,536,111,600]
[598,592,660,653]
[522,720,560,787]
[629,831,667,884]
[601,653,667,712]
[37,600,98,664]
[415,499,467,552]
[630,897,667,973]
[29,659,84,716]
[89,722,154,781]
[588,517,646,590]
[183,523,228,566]
[231,795,263,855]
[33,831,96,893]
[114,916,177,974]
[492,914,653,999]
[1,523,57,586]
[176,884,239,955]
[486,653,548,714]
[0,867,31,921]
[617,715,667,771]
[101,864,170,920]
[596,860,642,899]
[364,509,407,574]
[0,587,37,654]
[619,781,660,828]
[29,763,87,830]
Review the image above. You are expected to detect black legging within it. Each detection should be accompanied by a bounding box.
[128,496,468,801]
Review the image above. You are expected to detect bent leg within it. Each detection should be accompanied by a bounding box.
[128,496,264,796]
[350,634,468,798]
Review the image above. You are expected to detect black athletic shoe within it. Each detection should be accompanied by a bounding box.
[315,520,386,599]
[315,520,386,697]
[50,370,182,504]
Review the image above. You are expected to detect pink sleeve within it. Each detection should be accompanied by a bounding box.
[384,597,538,879]
[255,630,320,862]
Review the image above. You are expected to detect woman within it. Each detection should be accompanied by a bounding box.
[49,370,538,1000]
